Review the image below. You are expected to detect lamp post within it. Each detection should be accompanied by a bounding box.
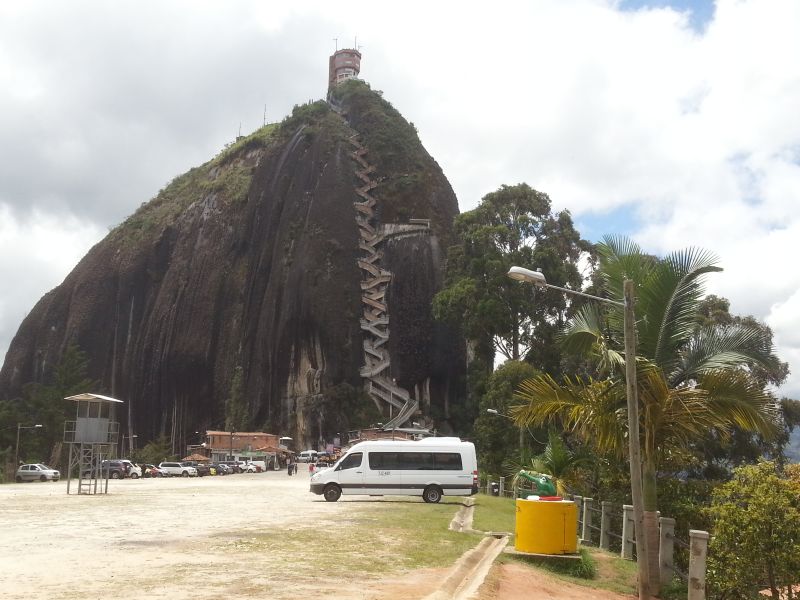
[508,266,650,599]
[15,423,43,467]
[121,434,138,457]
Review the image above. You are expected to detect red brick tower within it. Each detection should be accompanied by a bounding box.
[328,48,361,90]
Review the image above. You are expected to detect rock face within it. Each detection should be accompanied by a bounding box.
[0,82,465,449]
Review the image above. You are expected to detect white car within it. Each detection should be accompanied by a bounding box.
[120,460,142,479]
[158,462,198,477]
[16,463,60,482]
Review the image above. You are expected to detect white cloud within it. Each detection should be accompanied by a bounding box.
[0,0,799,399]
[0,206,104,363]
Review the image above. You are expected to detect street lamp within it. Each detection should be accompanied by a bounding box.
[508,266,651,599]
[121,434,138,457]
[15,423,43,467]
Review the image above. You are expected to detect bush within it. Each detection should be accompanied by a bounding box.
[706,461,800,599]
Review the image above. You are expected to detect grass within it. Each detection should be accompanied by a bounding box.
[472,493,517,533]
[471,493,638,596]
[210,498,481,578]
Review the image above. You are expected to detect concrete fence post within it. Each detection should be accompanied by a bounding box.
[688,530,709,600]
[600,501,612,550]
[621,504,635,560]
[499,476,505,498]
[659,517,676,587]
[581,497,594,543]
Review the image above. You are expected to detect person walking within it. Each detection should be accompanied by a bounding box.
[287,458,293,476]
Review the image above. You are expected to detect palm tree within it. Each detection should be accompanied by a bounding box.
[511,236,781,592]
[506,431,591,496]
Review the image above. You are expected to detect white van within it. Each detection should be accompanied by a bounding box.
[298,450,318,463]
[309,437,478,503]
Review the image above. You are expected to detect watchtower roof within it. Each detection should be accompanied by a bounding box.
[64,393,124,403]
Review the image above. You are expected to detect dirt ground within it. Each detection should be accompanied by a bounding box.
[1,472,637,600]
[476,561,637,600]
[0,470,447,600]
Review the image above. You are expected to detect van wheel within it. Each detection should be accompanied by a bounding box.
[423,486,443,504]
[323,484,342,502]
[111,471,121,479]
[15,476,22,483]
[130,472,139,479]
[40,475,47,482]
[182,471,189,477]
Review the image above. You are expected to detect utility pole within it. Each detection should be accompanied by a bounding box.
[624,279,651,599]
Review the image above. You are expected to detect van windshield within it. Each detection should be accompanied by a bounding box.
[336,452,363,471]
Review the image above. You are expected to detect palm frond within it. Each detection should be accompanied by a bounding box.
[698,370,780,438]
[559,304,625,373]
[512,375,627,457]
[596,235,654,300]
[670,324,783,387]
[637,246,722,370]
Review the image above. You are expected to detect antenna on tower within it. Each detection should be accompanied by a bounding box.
[263,104,267,126]
[333,37,338,51]
[354,36,357,50]
[238,122,242,140]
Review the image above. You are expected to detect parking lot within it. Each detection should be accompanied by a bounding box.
[0,470,445,599]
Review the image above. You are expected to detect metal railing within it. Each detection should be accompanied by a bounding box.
[480,480,710,599]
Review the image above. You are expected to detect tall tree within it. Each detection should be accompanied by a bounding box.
[473,360,543,475]
[433,184,591,369]
[513,236,782,592]
[693,295,796,474]
[3,343,97,467]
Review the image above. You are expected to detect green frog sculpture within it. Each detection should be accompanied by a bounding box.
[516,471,558,497]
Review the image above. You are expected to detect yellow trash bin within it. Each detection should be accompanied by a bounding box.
[515,498,578,554]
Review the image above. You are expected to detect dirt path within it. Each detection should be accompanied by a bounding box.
[476,558,636,600]
[0,471,444,599]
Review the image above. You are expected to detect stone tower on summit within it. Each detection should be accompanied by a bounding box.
[328,48,361,89]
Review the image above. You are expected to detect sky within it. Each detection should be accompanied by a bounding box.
[1,0,799,398]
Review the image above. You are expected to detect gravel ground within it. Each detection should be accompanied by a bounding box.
[0,470,442,600]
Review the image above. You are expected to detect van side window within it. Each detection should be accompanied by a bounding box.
[337,452,363,471]
[367,451,465,470]
[433,453,463,470]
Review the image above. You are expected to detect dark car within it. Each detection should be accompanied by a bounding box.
[220,461,243,473]
[181,461,210,476]
[207,463,228,475]
[82,460,127,479]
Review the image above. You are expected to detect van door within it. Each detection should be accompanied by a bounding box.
[335,452,364,495]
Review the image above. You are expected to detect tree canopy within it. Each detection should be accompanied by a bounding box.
[433,183,591,368]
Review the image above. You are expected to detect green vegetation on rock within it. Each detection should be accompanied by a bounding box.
[110,123,279,247]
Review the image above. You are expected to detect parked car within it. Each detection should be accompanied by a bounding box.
[210,463,230,475]
[181,461,210,476]
[142,463,167,478]
[120,460,142,479]
[158,461,198,477]
[16,463,60,482]
[82,460,127,479]
[242,463,258,473]
[220,461,243,473]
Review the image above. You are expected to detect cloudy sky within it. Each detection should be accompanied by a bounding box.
[1,0,799,397]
